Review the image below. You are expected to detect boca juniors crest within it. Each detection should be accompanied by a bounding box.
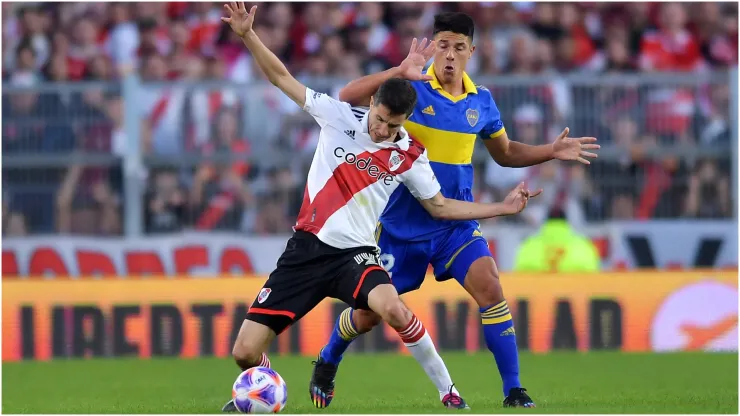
[466,108,479,127]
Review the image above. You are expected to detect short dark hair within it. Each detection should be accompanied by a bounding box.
[433,12,475,39]
[373,78,417,117]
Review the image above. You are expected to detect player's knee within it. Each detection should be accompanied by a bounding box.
[353,309,382,333]
[465,257,505,307]
[232,338,262,369]
[378,299,412,331]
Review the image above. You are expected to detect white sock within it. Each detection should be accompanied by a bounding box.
[397,314,460,400]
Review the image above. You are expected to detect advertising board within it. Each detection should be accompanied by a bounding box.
[3,271,736,361]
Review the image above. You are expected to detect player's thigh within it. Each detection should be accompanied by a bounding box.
[329,248,392,311]
[364,282,411,329]
[247,263,331,335]
[333,264,410,330]
[377,225,431,295]
[431,222,493,286]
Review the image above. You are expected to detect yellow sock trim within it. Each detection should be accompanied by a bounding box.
[338,308,359,341]
[481,301,513,324]
[482,313,513,325]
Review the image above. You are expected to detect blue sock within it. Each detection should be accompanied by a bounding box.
[320,308,360,365]
[481,301,521,397]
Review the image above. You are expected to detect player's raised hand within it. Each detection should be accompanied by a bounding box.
[551,127,600,165]
[221,2,257,38]
[502,182,543,215]
[397,37,436,81]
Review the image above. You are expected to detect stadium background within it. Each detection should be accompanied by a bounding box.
[2,1,738,413]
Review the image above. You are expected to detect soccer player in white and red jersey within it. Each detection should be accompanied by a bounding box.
[219,3,542,411]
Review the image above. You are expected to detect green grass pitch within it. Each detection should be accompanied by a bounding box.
[3,352,738,413]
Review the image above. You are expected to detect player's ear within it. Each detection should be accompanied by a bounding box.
[469,43,476,57]
[369,96,375,108]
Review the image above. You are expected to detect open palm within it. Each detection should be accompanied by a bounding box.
[221,2,257,38]
[398,38,436,81]
[552,127,600,165]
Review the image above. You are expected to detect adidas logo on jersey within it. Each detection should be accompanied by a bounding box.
[354,252,379,266]
[344,130,356,139]
[500,327,516,336]
[422,105,435,116]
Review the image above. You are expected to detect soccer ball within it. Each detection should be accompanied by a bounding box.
[232,367,288,413]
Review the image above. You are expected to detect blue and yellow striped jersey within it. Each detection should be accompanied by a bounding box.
[379,65,506,241]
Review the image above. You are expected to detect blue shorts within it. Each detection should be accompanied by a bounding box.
[376,222,492,295]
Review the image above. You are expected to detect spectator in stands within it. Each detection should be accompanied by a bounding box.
[5,6,51,73]
[684,158,731,218]
[590,116,643,215]
[190,108,254,231]
[640,3,703,72]
[251,192,294,235]
[105,2,139,68]
[505,31,539,75]
[692,3,738,68]
[56,164,121,235]
[699,84,732,146]
[145,168,187,233]
[67,18,99,80]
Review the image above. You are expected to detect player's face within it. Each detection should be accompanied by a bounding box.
[367,99,408,143]
[433,31,475,84]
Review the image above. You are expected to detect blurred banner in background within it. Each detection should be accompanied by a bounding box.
[3,221,738,276]
[3,271,736,362]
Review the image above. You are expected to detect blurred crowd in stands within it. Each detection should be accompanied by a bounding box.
[2,2,737,236]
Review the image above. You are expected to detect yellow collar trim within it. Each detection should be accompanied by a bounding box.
[426,64,478,102]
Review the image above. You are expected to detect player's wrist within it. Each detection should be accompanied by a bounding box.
[240,29,258,42]
[389,65,406,78]
[491,203,513,217]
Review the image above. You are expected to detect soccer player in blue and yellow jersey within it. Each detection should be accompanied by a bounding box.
[310,12,599,408]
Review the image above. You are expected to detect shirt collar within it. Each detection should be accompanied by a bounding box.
[361,110,410,151]
[426,64,478,95]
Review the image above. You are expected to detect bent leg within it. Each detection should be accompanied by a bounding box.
[320,229,429,365]
[365,283,465,406]
[232,319,276,370]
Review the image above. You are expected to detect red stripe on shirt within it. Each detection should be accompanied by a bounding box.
[295,144,423,235]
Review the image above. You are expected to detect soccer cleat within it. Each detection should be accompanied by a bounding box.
[503,387,536,408]
[221,399,238,413]
[441,385,470,410]
[309,350,338,409]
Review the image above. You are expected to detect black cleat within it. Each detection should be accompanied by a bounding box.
[221,399,238,413]
[503,387,536,408]
[309,350,338,409]
[441,385,470,410]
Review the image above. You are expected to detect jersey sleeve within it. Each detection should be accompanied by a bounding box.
[479,95,506,140]
[401,150,442,200]
[303,87,349,128]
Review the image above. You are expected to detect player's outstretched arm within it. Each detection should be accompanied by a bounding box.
[419,183,542,221]
[222,2,306,107]
[338,38,435,106]
[485,127,600,167]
